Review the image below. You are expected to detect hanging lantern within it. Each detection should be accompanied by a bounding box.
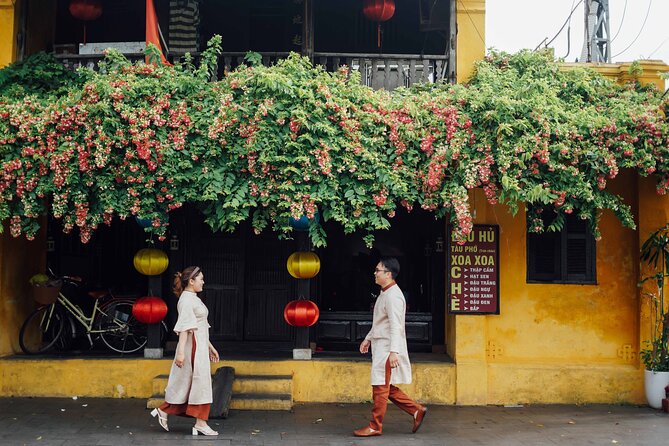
[362,0,395,22]
[284,300,320,327]
[135,216,152,229]
[132,296,168,324]
[68,0,103,45]
[133,248,169,276]
[288,211,320,232]
[362,0,396,48]
[287,252,321,279]
[69,0,103,21]
[135,212,168,229]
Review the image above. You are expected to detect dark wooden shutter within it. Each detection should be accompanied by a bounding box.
[527,230,560,282]
[564,216,596,283]
[527,212,596,284]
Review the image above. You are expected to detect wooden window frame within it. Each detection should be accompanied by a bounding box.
[526,214,597,285]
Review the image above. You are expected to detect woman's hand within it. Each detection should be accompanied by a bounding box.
[175,351,185,368]
[209,345,220,363]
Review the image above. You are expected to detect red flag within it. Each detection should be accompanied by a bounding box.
[146,0,168,64]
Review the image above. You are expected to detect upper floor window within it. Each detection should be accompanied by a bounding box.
[526,211,596,284]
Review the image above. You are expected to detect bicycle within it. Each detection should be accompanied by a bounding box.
[19,275,167,355]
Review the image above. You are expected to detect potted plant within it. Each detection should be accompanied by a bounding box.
[639,224,669,408]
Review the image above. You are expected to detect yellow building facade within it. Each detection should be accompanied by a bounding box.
[1,0,669,407]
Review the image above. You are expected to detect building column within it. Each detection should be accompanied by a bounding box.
[626,63,669,368]
[0,0,39,357]
[0,227,47,356]
[301,0,314,61]
[456,0,486,83]
[454,316,488,404]
[451,189,491,404]
[0,0,19,68]
[637,177,669,362]
[448,0,488,404]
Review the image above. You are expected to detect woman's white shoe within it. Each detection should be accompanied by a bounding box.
[150,408,169,432]
[192,424,218,436]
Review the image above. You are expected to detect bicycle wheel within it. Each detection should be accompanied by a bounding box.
[19,304,66,354]
[95,301,147,353]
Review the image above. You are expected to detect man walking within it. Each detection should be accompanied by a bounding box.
[354,257,427,437]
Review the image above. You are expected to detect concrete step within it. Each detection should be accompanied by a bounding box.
[151,374,169,396]
[146,394,293,411]
[229,393,293,411]
[233,374,292,395]
[147,396,164,409]
[147,373,294,411]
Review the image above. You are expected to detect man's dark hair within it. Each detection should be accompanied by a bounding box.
[379,257,400,280]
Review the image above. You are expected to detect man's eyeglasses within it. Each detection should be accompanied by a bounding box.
[374,268,390,274]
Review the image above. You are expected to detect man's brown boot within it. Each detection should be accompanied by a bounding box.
[353,426,382,437]
[412,406,427,433]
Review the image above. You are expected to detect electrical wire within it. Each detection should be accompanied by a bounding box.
[647,36,669,59]
[538,0,584,50]
[458,0,485,46]
[612,0,653,59]
[610,0,627,43]
[561,0,577,59]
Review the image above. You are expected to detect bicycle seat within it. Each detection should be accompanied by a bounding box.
[87,290,110,300]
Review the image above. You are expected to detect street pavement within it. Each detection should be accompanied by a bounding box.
[0,397,668,445]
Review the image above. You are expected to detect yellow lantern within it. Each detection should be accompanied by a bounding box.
[286,252,320,279]
[133,248,169,276]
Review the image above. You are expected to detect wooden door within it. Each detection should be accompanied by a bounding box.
[243,233,295,341]
[184,221,245,342]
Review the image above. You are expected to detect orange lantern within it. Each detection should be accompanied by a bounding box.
[132,296,168,324]
[286,252,321,279]
[133,248,169,276]
[284,300,320,327]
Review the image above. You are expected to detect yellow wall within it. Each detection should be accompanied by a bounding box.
[451,170,645,405]
[0,227,48,356]
[445,57,669,405]
[456,0,486,83]
[0,0,46,356]
[0,357,457,404]
[0,0,18,68]
[562,60,669,91]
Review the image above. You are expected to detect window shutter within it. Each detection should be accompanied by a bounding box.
[566,238,587,275]
[526,211,596,284]
[527,231,560,282]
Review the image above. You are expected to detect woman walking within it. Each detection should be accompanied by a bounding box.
[151,266,220,436]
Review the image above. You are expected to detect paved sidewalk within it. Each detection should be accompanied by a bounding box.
[0,397,667,446]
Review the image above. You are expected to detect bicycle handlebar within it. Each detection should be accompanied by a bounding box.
[61,275,83,286]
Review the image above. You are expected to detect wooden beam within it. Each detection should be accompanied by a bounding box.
[302,0,314,61]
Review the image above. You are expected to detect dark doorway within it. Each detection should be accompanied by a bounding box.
[315,209,446,352]
[169,207,296,351]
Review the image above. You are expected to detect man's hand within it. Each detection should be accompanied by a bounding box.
[388,352,399,368]
[359,339,371,354]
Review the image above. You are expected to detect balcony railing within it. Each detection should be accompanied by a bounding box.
[55,51,451,90]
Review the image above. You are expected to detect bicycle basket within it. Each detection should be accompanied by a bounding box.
[32,280,62,305]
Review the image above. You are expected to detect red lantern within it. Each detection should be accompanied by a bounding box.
[362,0,396,49]
[69,0,103,21]
[69,0,102,44]
[284,300,320,327]
[362,0,395,22]
[132,296,168,324]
